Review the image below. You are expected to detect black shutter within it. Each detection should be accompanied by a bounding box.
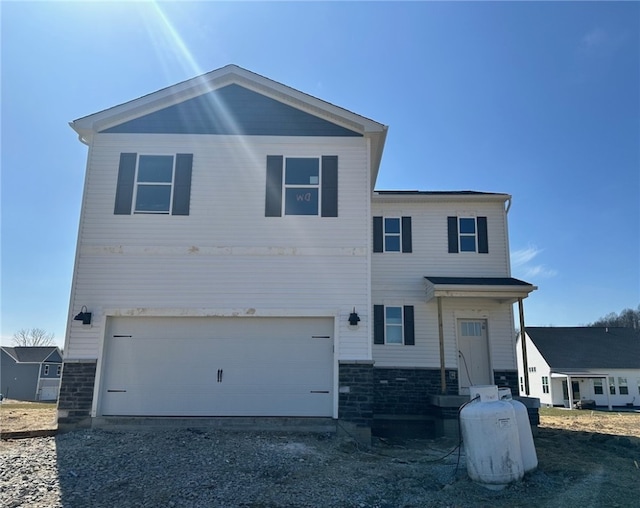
[265,155,283,217]
[373,216,383,253]
[373,305,385,344]
[172,154,193,216]
[401,216,412,253]
[477,216,488,253]
[321,155,338,217]
[114,153,137,215]
[447,216,459,253]
[403,306,415,345]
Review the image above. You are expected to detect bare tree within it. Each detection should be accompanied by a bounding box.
[12,328,55,347]
[589,305,640,330]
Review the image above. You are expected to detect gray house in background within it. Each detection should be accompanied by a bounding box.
[1,346,63,401]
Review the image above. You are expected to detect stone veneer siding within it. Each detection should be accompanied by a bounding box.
[338,362,374,429]
[57,360,97,429]
[374,367,459,416]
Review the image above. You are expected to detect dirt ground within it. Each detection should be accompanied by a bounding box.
[1,401,640,506]
[0,400,58,433]
[3,400,638,437]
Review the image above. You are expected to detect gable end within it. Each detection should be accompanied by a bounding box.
[100,84,363,137]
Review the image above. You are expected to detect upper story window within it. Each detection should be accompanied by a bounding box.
[114,152,193,216]
[135,155,174,213]
[384,218,401,251]
[373,216,412,253]
[56,365,62,376]
[447,216,488,254]
[284,158,320,215]
[373,304,415,345]
[265,155,338,217]
[43,365,50,376]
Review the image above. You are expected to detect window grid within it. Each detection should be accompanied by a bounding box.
[459,217,477,252]
[593,379,604,395]
[385,306,404,345]
[284,157,320,216]
[134,155,175,214]
[384,218,401,252]
[542,376,549,394]
[618,377,629,395]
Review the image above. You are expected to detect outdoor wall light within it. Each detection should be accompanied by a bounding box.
[74,306,92,325]
[348,308,360,326]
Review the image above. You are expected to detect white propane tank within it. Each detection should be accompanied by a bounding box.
[499,388,538,473]
[461,386,524,489]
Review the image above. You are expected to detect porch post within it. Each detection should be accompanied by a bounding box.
[518,298,530,395]
[437,296,446,394]
[567,375,574,409]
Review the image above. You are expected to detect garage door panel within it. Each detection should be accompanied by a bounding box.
[101,317,334,417]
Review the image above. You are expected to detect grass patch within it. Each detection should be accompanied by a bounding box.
[0,402,55,411]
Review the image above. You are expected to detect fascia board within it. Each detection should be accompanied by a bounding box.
[425,283,537,302]
[372,192,512,203]
[71,64,386,138]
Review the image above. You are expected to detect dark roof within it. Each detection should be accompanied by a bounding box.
[525,327,640,370]
[375,190,506,196]
[425,276,534,286]
[1,346,62,364]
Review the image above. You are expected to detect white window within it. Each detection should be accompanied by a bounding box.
[618,377,629,395]
[56,365,62,376]
[460,321,483,337]
[134,155,175,214]
[458,217,478,252]
[284,157,320,216]
[609,377,616,395]
[43,365,49,376]
[593,378,604,395]
[385,306,404,344]
[542,376,549,394]
[383,218,401,252]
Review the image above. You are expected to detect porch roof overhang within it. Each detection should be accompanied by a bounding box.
[550,370,609,378]
[424,276,537,304]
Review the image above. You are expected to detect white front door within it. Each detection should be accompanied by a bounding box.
[457,319,491,394]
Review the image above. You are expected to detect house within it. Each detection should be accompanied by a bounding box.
[516,327,640,409]
[58,65,536,440]
[1,346,63,401]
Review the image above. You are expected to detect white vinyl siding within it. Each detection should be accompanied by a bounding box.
[372,196,515,370]
[66,135,371,360]
[373,298,514,369]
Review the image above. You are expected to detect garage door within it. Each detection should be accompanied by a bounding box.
[100,316,334,417]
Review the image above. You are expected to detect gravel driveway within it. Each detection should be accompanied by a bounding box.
[0,428,578,507]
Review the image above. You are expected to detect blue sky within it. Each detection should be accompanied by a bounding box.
[1,1,638,348]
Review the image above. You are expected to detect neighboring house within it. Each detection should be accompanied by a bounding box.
[1,346,63,401]
[58,65,536,440]
[516,327,640,409]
